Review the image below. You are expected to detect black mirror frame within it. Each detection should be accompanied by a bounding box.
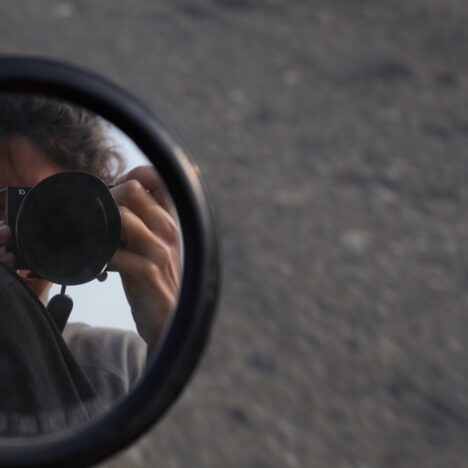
[0,55,220,468]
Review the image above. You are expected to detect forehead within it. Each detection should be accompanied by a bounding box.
[0,136,61,187]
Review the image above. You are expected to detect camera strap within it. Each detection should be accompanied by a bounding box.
[47,285,73,333]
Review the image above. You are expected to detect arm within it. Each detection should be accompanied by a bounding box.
[107,165,181,352]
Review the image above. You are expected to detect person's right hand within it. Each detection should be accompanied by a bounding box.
[0,221,14,268]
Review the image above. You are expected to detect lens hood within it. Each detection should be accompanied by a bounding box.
[16,171,121,285]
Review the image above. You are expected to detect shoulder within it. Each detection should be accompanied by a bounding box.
[63,322,147,403]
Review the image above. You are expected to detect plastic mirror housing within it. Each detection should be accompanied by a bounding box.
[0,55,220,468]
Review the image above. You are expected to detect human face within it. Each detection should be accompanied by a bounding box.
[0,136,62,303]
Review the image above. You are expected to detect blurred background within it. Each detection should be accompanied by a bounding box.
[2,1,468,467]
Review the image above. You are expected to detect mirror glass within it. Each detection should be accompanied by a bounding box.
[0,92,182,436]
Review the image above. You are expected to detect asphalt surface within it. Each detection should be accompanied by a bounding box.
[2,1,468,467]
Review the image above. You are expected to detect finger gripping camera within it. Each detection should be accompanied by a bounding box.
[4,171,121,285]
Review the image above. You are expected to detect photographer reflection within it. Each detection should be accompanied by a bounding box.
[0,94,180,435]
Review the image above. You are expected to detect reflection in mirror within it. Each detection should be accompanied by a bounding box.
[0,93,182,436]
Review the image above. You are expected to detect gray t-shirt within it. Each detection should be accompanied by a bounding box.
[62,322,147,405]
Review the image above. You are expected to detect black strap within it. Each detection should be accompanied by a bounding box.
[47,285,74,333]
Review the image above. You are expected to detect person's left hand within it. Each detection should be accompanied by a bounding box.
[107,166,181,351]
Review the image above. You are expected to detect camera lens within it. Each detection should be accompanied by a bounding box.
[16,172,121,285]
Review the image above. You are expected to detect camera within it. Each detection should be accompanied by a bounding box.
[4,171,121,285]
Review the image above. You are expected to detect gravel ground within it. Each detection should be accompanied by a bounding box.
[1,1,468,467]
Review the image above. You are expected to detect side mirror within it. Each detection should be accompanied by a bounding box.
[0,56,220,467]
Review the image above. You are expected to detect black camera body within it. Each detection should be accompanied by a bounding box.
[5,171,121,285]
[6,185,32,269]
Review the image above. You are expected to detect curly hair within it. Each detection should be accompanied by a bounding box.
[0,93,125,184]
